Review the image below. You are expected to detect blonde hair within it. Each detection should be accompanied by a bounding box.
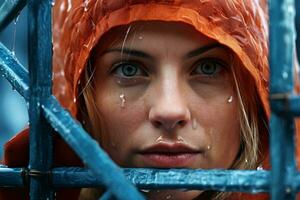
[76,26,268,200]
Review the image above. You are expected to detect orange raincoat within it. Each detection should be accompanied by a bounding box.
[1,0,299,199]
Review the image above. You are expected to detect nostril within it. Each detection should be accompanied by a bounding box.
[178,120,186,127]
[152,121,162,128]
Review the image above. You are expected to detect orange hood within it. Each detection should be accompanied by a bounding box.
[52,0,270,118]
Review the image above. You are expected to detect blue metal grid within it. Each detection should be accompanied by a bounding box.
[0,0,299,200]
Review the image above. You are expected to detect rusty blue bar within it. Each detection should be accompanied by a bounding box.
[27,0,53,199]
[0,0,27,31]
[42,96,145,200]
[269,0,297,200]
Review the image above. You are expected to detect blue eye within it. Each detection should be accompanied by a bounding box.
[193,59,224,76]
[114,62,144,77]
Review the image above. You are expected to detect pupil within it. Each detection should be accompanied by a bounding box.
[202,63,216,74]
[122,65,137,76]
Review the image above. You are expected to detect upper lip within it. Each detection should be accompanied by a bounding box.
[139,143,202,154]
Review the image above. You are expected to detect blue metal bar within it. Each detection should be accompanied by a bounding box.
[270,95,300,117]
[0,0,27,31]
[100,190,114,200]
[269,0,297,200]
[0,167,23,187]
[28,0,53,199]
[51,168,270,193]
[0,42,29,100]
[42,96,145,200]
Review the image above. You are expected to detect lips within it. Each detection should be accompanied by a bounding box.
[138,143,202,168]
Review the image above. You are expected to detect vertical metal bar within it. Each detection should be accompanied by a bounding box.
[28,0,53,199]
[269,0,296,200]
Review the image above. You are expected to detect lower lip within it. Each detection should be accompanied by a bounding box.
[139,153,198,168]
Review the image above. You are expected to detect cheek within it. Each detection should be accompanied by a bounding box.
[94,89,146,165]
[197,96,240,168]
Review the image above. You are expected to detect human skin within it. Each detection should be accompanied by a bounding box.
[91,21,241,200]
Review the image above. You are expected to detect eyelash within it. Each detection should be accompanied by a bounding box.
[110,61,148,77]
[110,58,228,81]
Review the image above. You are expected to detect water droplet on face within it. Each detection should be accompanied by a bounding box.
[192,118,197,130]
[227,96,233,103]
[176,136,184,143]
[119,94,126,108]
[207,145,211,150]
[166,194,172,199]
[155,136,164,143]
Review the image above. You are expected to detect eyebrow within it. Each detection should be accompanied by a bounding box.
[104,48,154,60]
[104,43,225,60]
[185,43,226,59]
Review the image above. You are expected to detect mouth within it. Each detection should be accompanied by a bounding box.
[138,143,203,168]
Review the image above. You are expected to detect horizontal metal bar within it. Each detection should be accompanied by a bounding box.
[270,95,300,116]
[0,167,23,187]
[0,0,27,31]
[0,42,29,100]
[41,96,144,200]
[4,166,300,194]
[51,168,270,193]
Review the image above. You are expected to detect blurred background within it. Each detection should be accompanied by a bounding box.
[0,2,300,160]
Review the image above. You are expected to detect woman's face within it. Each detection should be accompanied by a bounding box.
[92,21,240,199]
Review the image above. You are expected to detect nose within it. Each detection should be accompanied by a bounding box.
[149,83,191,132]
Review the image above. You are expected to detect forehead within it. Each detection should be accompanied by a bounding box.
[97,21,218,56]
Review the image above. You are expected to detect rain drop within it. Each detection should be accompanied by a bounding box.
[166,194,172,199]
[192,118,197,130]
[155,136,164,143]
[119,94,126,108]
[227,96,233,103]
[176,136,184,143]
[51,0,56,6]
[138,36,143,40]
[207,145,211,150]
[285,187,291,193]
[245,159,248,163]
[282,72,288,79]
[73,97,77,103]
[83,0,88,11]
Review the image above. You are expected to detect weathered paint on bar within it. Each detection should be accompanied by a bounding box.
[0,42,29,100]
[51,167,270,193]
[28,0,54,199]
[269,0,297,200]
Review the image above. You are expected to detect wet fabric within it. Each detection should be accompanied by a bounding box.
[1,0,300,200]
